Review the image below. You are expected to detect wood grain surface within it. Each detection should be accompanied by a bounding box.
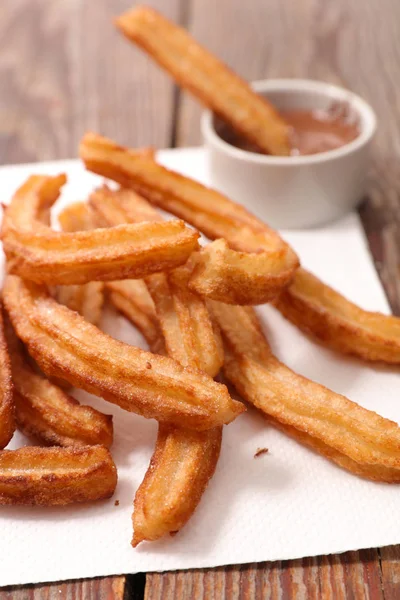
[0,576,127,600]
[1,0,400,598]
[145,548,386,600]
[0,0,180,164]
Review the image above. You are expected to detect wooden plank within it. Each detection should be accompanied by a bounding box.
[0,0,180,165]
[145,548,385,599]
[0,575,127,600]
[379,546,400,599]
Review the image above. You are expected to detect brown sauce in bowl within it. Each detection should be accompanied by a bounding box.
[215,103,360,156]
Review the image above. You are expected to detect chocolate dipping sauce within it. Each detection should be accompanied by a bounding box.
[215,103,360,156]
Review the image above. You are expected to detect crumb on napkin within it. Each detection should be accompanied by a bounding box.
[254,447,269,458]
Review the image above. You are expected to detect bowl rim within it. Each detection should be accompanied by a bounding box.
[201,78,377,166]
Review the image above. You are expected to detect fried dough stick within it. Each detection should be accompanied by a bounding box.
[89,186,223,375]
[80,133,299,305]
[133,425,222,546]
[275,269,400,364]
[3,276,243,431]
[56,202,104,324]
[88,186,224,544]
[4,317,113,448]
[107,279,165,355]
[0,445,117,505]
[58,201,164,355]
[0,309,14,449]
[115,7,290,156]
[56,283,104,325]
[2,174,199,285]
[210,302,400,482]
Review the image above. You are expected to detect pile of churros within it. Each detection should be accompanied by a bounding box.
[2,5,400,547]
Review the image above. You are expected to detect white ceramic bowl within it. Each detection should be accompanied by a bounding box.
[201,79,377,229]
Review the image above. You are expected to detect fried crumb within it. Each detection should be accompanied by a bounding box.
[146,361,152,369]
[114,500,120,506]
[254,447,269,458]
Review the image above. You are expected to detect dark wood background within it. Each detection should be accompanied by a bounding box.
[1,0,400,597]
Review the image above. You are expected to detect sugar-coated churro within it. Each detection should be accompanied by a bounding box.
[116,7,290,156]
[0,309,14,449]
[90,185,223,375]
[4,317,113,448]
[81,133,299,305]
[211,301,400,482]
[3,275,243,431]
[2,174,199,285]
[89,184,225,543]
[275,268,400,364]
[0,445,117,505]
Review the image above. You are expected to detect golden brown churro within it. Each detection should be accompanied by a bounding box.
[210,301,400,482]
[56,283,104,325]
[89,186,224,542]
[58,201,95,232]
[2,175,199,285]
[4,318,113,448]
[107,279,165,355]
[90,185,224,375]
[89,185,224,544]
[110,277,222,545]
[59,198,164,353]
[115,7,290,156]
[0,445,117,505]
[275,268,400,364]
[56,203,104,324]
[133,425,222,546]
[3,275,243,431]
[81,133,299,305]
[0,309,15,449]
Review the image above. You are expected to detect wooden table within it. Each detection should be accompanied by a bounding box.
[1,0,400,597]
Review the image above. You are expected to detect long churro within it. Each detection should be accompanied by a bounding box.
[89,185,224,544]
[81,133,299,305]
[90,185,223,375]
[2,174,199,285]
[115,7,290,156]
[3,275,243,431]
[0,309,14,449]
[82,133,400,360]
[4,318,113,448]
[210,301,400,482]
[275,268,400,364]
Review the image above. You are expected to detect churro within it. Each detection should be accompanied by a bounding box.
[116,7,290,156]
[211,301,400,482]
[3,275,243,430]
[89,185,224,543]
[0,309,14,449]
[81,133,299,305]
[275,268,400,364]
[2,174,199,285]
[5,318,113,448]
[0,445,117,505]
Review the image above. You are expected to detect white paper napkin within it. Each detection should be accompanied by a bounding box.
[0,148,398,587]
